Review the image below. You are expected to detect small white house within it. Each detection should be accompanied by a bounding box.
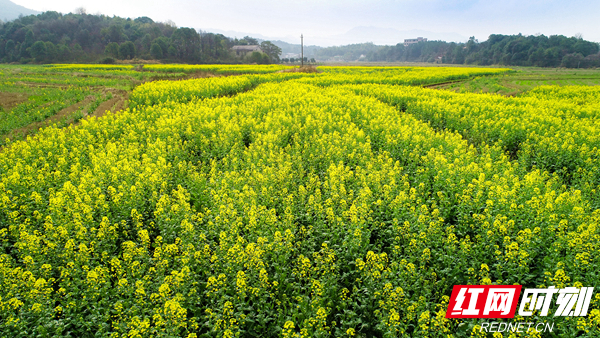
[404,37,427,47]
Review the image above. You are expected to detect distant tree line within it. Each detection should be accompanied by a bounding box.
[314,43,380,62]
[2,12,598,68]
[316,35,600,68]
[0,11,281,64]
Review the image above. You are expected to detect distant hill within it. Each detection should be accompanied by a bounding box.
[0,0,40,21]
[0,11,275,64]
[315,34,600,67]
[1,10,599,68]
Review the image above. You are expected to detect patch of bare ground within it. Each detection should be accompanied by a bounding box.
[116,59,161,65]
[189,71,222,79]
[0,92,29,110]
[91,89,128,118]
[93,97,121,118]
[112,94,128,113]
[278,66,320,73]
[423,79,468,89]
[15,81,73,89]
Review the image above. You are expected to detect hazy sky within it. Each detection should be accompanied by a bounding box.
[10,0,600,46]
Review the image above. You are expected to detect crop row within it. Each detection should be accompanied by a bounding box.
[346,84,600,209]
[143,64,291,75]
[130,67,510,108]
[0,76,598,337]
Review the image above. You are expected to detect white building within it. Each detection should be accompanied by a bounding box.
[404,37,427,47]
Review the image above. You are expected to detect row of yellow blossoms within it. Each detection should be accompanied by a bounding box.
[130,66,510,108]
[143,64,291,74]
[347,83,600,208]
[1,69,599,337]
[311,66,509,86]
[129,72,314,107]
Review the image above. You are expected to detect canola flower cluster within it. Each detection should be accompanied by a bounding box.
[143,64,290,75]
[129,72,315,107]
[348,84,600,207]
[130,67,509,108]
[0,66,598,337]
[308,66,509,86]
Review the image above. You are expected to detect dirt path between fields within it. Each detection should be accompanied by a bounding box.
[423,79,469,89]
[0,92,29,111]
[89,89,128,119]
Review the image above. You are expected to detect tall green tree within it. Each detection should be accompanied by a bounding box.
[30,40,47,62]
[150,43,163,59]
[4,39,15,61]
[44,41,57,61]
[243,36,259,45]
[171,27,200,61]
[118,41,136,59]
[260,41,282,63]
[152,37,169,53]
[105,42,119,58]
[57,44,71,61]
[104,24,125,43]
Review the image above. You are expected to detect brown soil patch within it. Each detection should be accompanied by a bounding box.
[112,95,128,113]
[0,92,29,110]
[15,81,73,89]
[89,89,129,119]
[278,66,320,73]
[423,79,468,89]
[116,59,161,65]
[93,97,121,118]
[189,71,221,79]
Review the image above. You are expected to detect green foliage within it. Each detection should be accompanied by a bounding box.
[100,57,116,64]
[315,42,381,62]
[171,27,200,61]
[0,12,244,64]
[118,41,136,60]
[167,45,177,58]
[29,40,47,62]
[4,39,15,61]
[152,37,169,54]
[44,41,57,61]
[247,51,269,64]
[57,44,71,62]
[315,34,600,68]
[150,43,163,59]
[104,42,119,58]
[244,35,259,45]
[134,16,154,24]
[104,24,125,44]
[261,41,282,63]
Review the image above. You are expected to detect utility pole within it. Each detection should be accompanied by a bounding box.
[301,34,304,67]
